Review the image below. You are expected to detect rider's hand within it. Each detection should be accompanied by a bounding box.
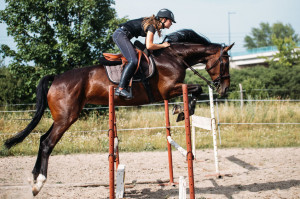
[162,42,170,48]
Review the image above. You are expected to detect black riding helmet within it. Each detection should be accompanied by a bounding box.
[156,8,176,23]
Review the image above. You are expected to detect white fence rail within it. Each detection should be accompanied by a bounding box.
[1,99,300,113]
[1,98,299,137]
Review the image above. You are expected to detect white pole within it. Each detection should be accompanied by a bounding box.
[191,125,196,160]
[116,164,126,199]
[179,176,186,199]
[239,83,243,110]
[215,98,222,145]
[167,136,187,157]
[114,137,119,154]
[209,87,220,175]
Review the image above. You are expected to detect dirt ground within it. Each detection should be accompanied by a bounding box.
[0,148,299,199]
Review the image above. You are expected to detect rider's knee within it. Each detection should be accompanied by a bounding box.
[128,58,138,66]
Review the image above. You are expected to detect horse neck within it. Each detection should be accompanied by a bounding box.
[171,43,221,66]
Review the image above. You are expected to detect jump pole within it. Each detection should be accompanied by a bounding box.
[191,86,221,177]
[209,86,220,176]
[109,85,194,198]
[182,84,195,199]
[114,116,120,169]
[164,100,174,184]
[108,85,115,199]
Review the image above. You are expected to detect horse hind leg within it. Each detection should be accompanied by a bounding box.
[31,123,68,196]
[31,124,54,182]
[31,117,79,196]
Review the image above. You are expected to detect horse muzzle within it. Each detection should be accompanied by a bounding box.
[217,84,229,97]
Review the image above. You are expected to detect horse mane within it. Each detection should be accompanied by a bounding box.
[163,29,211,45]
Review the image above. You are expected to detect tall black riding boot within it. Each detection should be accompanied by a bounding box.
[115,61,136,99]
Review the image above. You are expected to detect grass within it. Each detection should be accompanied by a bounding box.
[0,100,299,156]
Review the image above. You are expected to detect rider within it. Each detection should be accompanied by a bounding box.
[113,8,175,99]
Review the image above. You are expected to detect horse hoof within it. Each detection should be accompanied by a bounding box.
[172,105,183,115]
[31,174,46,196]
[176,112,185,122]
[32,186,39,196]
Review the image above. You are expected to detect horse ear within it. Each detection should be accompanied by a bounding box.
[224,42,235,52]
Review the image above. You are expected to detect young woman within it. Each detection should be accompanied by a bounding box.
[112,8,176,99]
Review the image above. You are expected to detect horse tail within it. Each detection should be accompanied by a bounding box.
[4,75,55,149]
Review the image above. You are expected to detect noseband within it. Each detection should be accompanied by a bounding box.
[206,44,230,89]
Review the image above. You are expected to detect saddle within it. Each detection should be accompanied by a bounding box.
[101,42,155,85]
[99,41,156,102]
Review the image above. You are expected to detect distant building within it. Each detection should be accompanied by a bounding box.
[230,46,278,68]
[230,44,300,68]
[193,44,300,69]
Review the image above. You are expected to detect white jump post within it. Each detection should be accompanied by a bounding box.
[116,164,126,199]
[209,86,220,176]
[191,86,220,176]
[179,176,186,199]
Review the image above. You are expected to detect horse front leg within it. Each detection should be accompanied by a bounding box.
[168,84,203,122]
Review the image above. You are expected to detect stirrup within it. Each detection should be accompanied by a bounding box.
[115,87,133,100]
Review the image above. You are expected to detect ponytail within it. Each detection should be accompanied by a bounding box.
[142,15,162,37]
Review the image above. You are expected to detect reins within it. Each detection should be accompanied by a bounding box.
[168,45,228,90]
[181,57,217,90]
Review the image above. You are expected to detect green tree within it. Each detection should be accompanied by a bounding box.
[0,56,4,68]
[184,64,300,100]
[228,78,268,99]
[0,66,27,104]
[0,0,127,101]
[244,22,299,49]
[223,65,300,99]
[269,36,300,67]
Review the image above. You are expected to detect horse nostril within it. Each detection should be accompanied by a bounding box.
[224,87,229,94]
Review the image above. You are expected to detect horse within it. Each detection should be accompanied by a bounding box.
[4,29,234,196]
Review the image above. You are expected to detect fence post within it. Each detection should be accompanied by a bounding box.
[239,83,244,110]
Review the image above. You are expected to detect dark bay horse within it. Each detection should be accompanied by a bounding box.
[4,29,234,196]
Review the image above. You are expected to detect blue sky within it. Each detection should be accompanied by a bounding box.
[1,0,299,64]
[113,0,300,52]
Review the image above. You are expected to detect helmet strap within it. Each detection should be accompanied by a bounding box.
[159,18,165,29]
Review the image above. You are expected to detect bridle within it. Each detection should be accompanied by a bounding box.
[205,44,230,89]
[169,44,230,90]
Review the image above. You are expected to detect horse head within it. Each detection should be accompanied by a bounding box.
[163,29,234,96]
[205,43,234,96]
